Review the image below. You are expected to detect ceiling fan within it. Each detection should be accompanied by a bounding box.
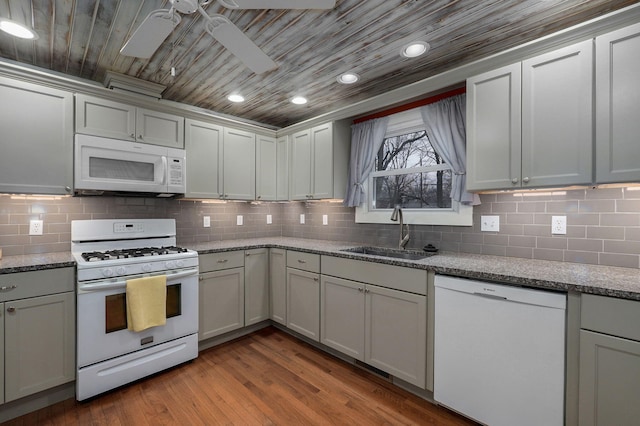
[120,0,336,74]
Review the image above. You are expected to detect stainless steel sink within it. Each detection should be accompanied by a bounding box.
[341,246,435,260]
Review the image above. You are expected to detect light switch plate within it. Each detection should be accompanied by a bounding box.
[300,214,305,224]
[236,215,243,226]
[480,215,500,232]
[266,214,272,224]
[203,216,210,228]
[551,216,567,235]
[29,219,43,235]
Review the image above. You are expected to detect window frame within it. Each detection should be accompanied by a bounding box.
[354,108,473,226]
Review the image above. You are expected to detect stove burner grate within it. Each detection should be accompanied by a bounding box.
[81,246,189,262]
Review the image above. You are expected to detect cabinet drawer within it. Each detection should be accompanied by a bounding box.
[199,251,245,273]
[581,294,640,341]
[0,267,74,302]
[321,256,427,295]
[286,251,320,273]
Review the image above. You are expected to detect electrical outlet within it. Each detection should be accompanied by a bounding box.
[300,214,305,224]
[203,216,211,228]
[551,216,567,235]
[29,219,43,235]
[236,215,243,226]
[322,214,328,225]
[480,215,500,232]
[266,214,272,224]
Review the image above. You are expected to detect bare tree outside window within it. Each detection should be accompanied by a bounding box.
[372,131,452,209]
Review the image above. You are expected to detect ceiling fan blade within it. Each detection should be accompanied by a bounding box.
[204,15,277,74]
[120,10,181,58]
[217,0,335,9]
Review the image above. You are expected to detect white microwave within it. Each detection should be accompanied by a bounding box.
[74,134,186,196]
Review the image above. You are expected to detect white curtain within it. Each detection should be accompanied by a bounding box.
[344,117,389,207]
[420,94,480,205]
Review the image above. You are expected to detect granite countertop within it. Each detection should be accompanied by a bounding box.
[2,237,640,301]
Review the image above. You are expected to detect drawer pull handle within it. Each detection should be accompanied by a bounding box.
[297,259,306,264]
[217,259,228,263]
[0,285,17,292]
[7,306,16,313]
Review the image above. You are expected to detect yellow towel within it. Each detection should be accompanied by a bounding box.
[126,275,167,332]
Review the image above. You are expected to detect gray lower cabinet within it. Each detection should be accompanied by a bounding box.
[244,248,269,326]
[198,251,245,341]
[286,251,321,341]
[269,248,287,325]
[0,77,73,195]
[578,294,640,426]
[0,268,75,404]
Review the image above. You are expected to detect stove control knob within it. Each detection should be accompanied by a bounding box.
[142,263,152,272]
[116,266,127,275]
[102,268,114,278]
[165,261,176,269]
[176,260,185,268]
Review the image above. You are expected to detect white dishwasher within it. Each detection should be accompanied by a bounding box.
[434,275,566,426]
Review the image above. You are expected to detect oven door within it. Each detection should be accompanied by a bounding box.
[77,268,198,368]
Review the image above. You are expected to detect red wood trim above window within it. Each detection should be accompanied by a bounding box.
[353,86,466,124]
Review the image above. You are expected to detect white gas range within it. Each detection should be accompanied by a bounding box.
[71,218,199,401]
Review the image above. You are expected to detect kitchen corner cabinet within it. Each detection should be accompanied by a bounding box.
[0,268,75,404]
[0,77,73,195]
[578,294,640,426]
[595,23,640,184]
[256,135,277,201]
[269,248,287,325]
[198,251,245,341]
[321,257,427,389]
[289,121,350,200]
[222,128,256,200]
[185,119,223,198]
[466,40,593,191]
[75,94,184,148]
[244,248,269,326]
[286,251,321,341]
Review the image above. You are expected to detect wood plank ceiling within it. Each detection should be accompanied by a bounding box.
[0,0,637,129]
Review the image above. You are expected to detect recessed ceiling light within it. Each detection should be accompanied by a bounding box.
[227,94,245,103]
[337,72,360,84]
[0,18,38,40]
[401,40,430,58]
[291,96,307,105]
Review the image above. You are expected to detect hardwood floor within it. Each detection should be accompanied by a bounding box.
[4,327,476,425]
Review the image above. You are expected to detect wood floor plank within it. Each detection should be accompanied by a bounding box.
[2,327,477,425]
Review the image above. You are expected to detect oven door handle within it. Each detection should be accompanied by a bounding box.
[78,268,198,292]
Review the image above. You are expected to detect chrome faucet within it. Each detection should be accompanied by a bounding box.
[390,205,410,249]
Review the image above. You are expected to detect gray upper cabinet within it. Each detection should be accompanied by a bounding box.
[184,118,223,199]
[276,136,289,200]
[0,77,73,195]
[256,134,277,201]
[467,40,593,191]
[75,94,184,148]
[223,127,256,200]
[289,121,350,200]
[595,23,640,184]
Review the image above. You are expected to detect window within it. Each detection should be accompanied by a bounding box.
[355,108,473,226]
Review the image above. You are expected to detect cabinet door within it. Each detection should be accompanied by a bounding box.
[4,292,75,402]
[579,330,640,426]
[286,267,320,341]
[185,119,223,198]
[199,268,245,341]
[136,108,185,148]
[270,248,287,325]
[223,128,256,200]
[466,63,522,191]
[256,135,277,201]
[0,78,73,195]
[75,93,136,141]
[522,40,593,187]
[596,23,640,183]
[245,248,269,326]
[289,129,312,200]
[276,136,289,200]
[320,275,365,360]
[311,122,333,199]
[365,284,427,388]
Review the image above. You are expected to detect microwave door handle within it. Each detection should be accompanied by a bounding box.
[161,156,168,185]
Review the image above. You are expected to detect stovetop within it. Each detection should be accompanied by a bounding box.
[81,246,190,262]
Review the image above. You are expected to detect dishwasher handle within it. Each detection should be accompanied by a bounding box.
[473,291,507,301]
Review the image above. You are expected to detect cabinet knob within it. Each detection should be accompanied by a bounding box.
[365,289,370,293]
[522,177,530,184]
[257,195,261,200]
[297,259,306,264]
[7,306,16,313]
[246,253,251,257]
[358,287,363,292]
[217,259,228,263]
[313,277,319,282]
[511,178,519,184]
[199,276,204,281]
[65,186,72,193]
[138,135,143,140]
[130,133,135,138]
